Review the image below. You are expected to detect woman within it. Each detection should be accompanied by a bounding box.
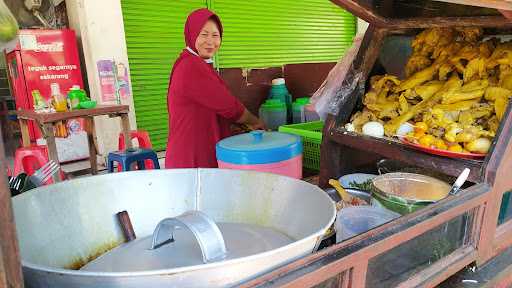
[165,8,265,169]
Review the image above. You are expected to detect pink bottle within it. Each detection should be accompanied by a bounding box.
[216,131,302,179]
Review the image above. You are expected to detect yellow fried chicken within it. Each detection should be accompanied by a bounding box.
[441,79,488,104]
[414,81,444,100]
[405,54,432,77]
[397,65,439,92]
[458,105,494,126]
[433,99,480,112]
[463,58,487,83]
[501,74,512,90]
[485,87,511,101]
[495,95,510,121]
[411,28,455,56]
[456,27,483,43]
[385,75,462,136]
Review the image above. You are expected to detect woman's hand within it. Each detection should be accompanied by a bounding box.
[247,118,266,131]
[237,108,267,131]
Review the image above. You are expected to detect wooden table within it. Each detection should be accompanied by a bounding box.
[16,105,132,182]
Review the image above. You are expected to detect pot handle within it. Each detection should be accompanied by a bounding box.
[150,211,227,263]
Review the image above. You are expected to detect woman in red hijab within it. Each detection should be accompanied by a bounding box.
[165,8,264,169]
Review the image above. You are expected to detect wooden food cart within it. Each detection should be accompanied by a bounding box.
[241,1,512,287]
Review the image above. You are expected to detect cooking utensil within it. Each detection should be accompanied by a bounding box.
[329,179,351,202]
[324,187,372,204]
[12,169,336,288]
[329,179,368,208]
[10,173,27,196]
[150,211,227,263]
[28,160,60,187]
[449,168,470,196]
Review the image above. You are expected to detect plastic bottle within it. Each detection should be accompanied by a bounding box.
[31,90,47,110]
[50,83,68,112]
[292,97,310,124]
[259,99,287,131]
[67,85,87,110]
[269,78,292,122]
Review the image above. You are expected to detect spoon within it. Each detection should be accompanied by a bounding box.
[328,179,352,202]
[449,168,470,196]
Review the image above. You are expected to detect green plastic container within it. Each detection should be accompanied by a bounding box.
[292,98,310,124]
[269,79,292,120]
[259,99,287,130]
[278,121,323,171]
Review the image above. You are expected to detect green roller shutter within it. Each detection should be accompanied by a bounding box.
[210,0,356,68]
[121,0,207,150]
[121,1,354,150]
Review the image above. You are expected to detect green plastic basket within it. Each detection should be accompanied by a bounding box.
[278,121,324,171]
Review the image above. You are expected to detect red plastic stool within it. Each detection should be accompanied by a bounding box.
[13,146,64,184]
[118,130,154,171]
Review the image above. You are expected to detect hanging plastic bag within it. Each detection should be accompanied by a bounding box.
[0,0,19,43]
[307,35,363,120]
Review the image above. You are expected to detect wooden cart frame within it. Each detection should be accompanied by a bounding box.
[241,2,512,287]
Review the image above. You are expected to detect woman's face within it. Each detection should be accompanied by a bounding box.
[195,20,221,59]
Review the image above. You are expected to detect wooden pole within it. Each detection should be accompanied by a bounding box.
[0,130,24,287]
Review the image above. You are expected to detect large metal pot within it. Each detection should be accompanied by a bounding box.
[12,169,335,288]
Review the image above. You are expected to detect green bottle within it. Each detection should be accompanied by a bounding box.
[67,85,88,109]
[32,90,47,110]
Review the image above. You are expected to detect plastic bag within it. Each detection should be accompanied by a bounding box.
[307,36,363,120]
[0,0,19,43]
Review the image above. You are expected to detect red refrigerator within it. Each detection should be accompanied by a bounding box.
[5,29,89,162]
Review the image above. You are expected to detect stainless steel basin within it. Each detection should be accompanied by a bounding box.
[12,169,336,288]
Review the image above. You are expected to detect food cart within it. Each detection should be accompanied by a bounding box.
[239,1,512,287]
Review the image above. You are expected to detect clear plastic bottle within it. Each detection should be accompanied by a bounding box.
[51,83,68,112]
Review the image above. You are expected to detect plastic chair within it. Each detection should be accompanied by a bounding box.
[118,130,154,170]
[108,148,160,173]
[13,146,64,184]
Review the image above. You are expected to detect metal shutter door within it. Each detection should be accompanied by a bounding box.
[121,0,206,150]
[211,0,356,68]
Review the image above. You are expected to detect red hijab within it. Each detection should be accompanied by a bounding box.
[169,8,223,84]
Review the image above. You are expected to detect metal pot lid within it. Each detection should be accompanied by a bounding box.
[216,131,302,164]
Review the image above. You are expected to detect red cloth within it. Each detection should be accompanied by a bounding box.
[165,9,245,169]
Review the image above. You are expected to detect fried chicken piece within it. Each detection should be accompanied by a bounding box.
[411,28,455,56]
[405,54,432,77]
[456,27,483,43]
[397,65,439,92]
[463,58,487,83]
[385,75,462,136]
[350,108,379,133]
[433,99,480,111]
[439,63,454,80]
[487,115,500,133]
[458,105,494,126]
[441,79,488,104]
[484,87,511,101]
[500,74,512,90]
[414,81,445,100]
[495,95,510,121]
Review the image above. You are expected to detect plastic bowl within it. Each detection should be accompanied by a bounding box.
[371,172,451,215]
[79,100,97,109]
[335,206,400,242]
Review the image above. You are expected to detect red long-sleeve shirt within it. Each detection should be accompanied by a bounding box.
[165,50,245,168]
